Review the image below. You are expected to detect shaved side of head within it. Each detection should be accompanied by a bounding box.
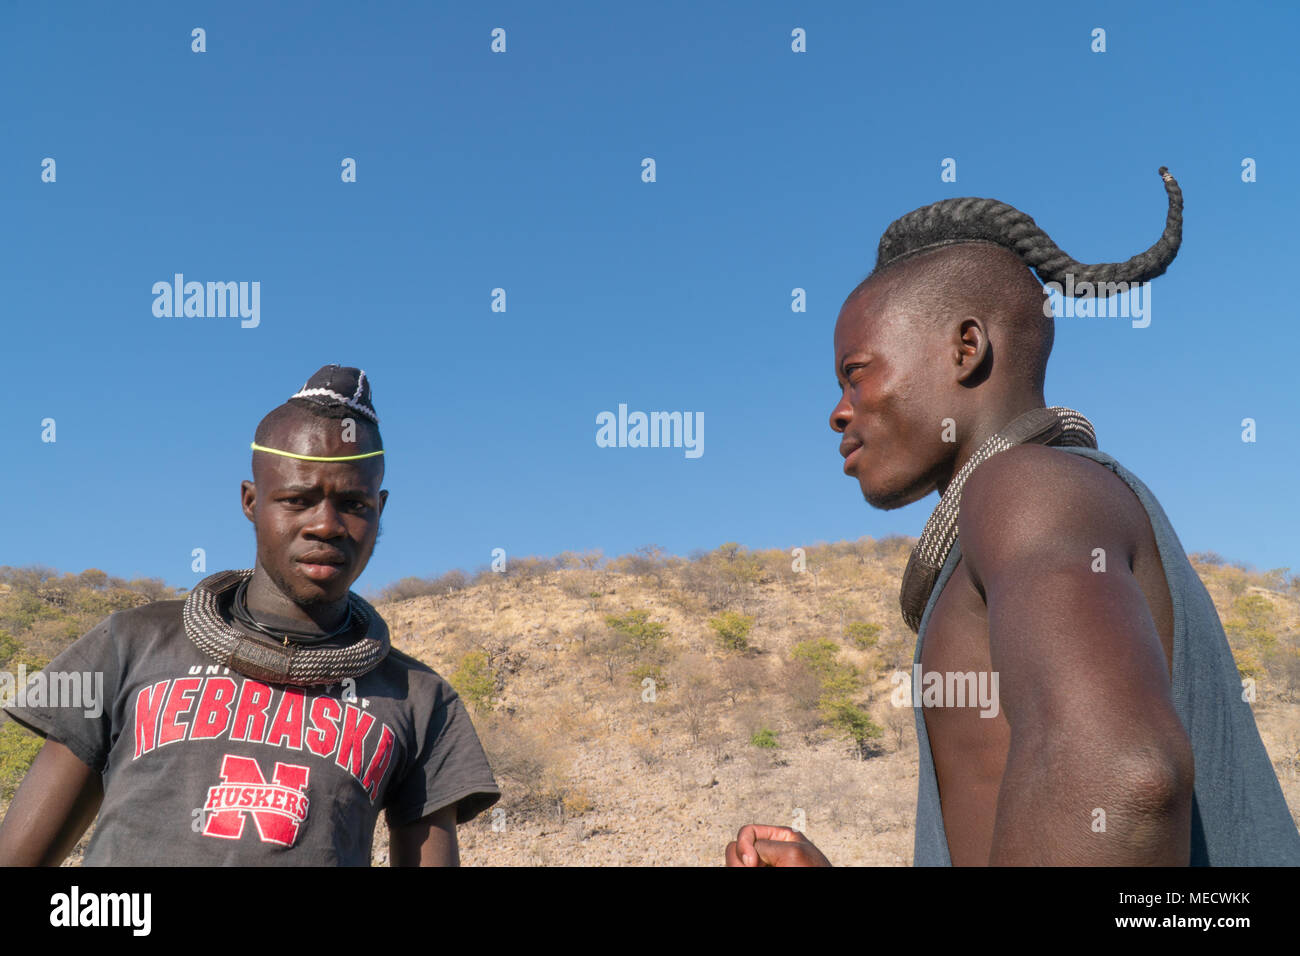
[849,241,1055,395]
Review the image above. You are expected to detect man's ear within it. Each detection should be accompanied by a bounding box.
[241,480,257,523]
[378,489,389,515]
[955,317,991,385]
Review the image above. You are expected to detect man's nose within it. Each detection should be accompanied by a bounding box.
[830,394,852,433]
[304,501,347,538]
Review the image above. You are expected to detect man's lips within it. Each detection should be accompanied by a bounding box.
[841,440,865,474]
[296,552,347,581]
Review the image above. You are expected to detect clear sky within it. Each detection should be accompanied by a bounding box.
[4,0,1298,594]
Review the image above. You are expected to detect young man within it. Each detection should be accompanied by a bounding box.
[0,365,499,866]
[727,168,1300,866]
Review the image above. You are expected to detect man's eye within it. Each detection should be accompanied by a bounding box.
[845,363,872,383]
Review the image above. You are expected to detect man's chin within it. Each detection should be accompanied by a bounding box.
[297,579,355,606]
[859,477,930,511]
[275,566,355,607]
[292,587,345,607]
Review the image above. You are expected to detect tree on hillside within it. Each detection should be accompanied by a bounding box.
[791,638,884,759]
[593,609,672,686]
[450,650,497,713]
[708,611,753,652]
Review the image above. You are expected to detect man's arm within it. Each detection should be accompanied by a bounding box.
[960,444,1194,865]
[0,739,103,866]
[389,803,460,866]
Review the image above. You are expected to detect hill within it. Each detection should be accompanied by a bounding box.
[2,543,1298,865]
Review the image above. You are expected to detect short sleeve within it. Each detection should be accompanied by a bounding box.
[383,688,500,828]
[1,613,121,773]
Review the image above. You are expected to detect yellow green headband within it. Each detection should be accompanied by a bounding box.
[250,442,385,462]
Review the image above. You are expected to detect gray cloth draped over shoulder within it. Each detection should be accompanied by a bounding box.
[912,446,1300,866]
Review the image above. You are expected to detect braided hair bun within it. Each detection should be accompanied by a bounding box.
[872,167,1183,294]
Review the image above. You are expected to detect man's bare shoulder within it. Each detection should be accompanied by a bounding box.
[959,444,1144,577]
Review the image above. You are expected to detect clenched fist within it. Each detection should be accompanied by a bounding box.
[725,824,832,866]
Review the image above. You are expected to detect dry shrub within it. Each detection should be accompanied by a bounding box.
[718,655,764,706]
[475,714,574,819]
[379,570,467,602]
[626,727,661,768]
[668,652,719,746]
[562,785,595,816]
[884,701,913,752]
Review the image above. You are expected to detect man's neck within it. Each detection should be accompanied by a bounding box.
[244,566,351,633]
[934,395,1047,498]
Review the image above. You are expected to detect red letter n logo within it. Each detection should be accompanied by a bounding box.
[202,754,311,847]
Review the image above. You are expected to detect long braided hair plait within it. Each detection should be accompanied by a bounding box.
[872,167,1183,292]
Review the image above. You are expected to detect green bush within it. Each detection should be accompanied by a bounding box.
[846,621,881,649]
[0,590,60,633]
[791,639,882,757]
[591,609,674,685]
[0,721,43,800]
[14,653,51,673]
[631,662,666,690]
[825,701,883,758]
[750,728,779,749]
[0,630,18,667]
[1225,594,1279,652]
[708,611,753,651]
[791,638,840,676]
[450,650,497,713]
[716,543,764,589]
[604,610,668,654]
[1233,645,1268,682]
[792,638,860,700]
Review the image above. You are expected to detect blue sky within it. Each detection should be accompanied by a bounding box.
[4,0,1298,594]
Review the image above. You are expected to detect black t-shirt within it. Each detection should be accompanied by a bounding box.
[2,598,500,865]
